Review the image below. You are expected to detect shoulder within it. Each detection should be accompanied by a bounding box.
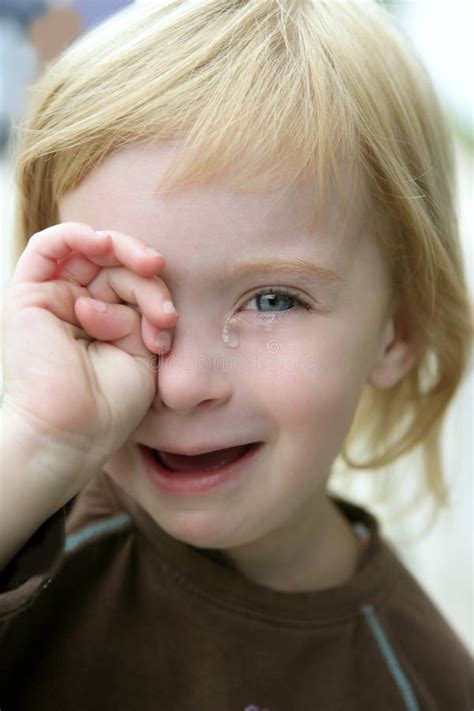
[333,496,473,707]
[0,472,134,624]
[366,540,474,708]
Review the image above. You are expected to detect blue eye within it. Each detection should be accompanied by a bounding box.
[243,287,312,313]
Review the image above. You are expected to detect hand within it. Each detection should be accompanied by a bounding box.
[2,222,178,492]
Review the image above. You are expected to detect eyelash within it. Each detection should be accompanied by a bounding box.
[241,286,313,313]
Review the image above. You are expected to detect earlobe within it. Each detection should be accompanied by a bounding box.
[367,309,418,389]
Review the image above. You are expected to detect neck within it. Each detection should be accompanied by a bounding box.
[220,492,362,593]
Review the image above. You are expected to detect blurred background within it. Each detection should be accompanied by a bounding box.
[0,0,473,653]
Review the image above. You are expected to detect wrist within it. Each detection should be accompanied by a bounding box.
[0,406,94,510]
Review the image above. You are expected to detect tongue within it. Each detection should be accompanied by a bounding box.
[159,444,251,473]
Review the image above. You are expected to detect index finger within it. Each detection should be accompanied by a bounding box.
[12,222,164,285]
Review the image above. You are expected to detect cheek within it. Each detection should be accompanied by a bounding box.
[251,317,375,438]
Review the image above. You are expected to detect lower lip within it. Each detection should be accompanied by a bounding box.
[140,443,263,496]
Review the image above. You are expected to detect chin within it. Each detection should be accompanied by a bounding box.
[162,511,230,548]
[154,507,251,551]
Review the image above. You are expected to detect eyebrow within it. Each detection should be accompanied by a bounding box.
[221,258,345,285]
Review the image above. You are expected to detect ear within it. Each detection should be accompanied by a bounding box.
[367,304,419,389]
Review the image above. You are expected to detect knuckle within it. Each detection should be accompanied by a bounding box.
[27,231,42,247]
[61,220,95,234]
[89,265,125,288]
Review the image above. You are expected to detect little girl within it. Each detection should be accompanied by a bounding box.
[1,1,472,709]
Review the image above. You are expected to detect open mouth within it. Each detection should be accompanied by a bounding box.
[152,443,257,474]
[141,442,263,495]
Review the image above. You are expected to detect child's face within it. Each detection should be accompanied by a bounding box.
[59,140,395,569]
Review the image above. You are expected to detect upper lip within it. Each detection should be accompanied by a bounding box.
[142,442,260,456]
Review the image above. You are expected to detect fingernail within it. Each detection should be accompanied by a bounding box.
[96,230,110,238]
[144,246,162,257]
[155,331,171,350]
[162,300,177,314]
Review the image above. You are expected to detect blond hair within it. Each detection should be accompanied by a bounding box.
[11,0,473,525]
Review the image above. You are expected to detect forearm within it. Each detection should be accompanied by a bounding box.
[0,408,96,570]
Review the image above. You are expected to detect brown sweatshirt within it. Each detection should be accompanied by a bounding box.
[0,470,472,710]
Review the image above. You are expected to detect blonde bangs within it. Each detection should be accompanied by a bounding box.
[15,0,362,235]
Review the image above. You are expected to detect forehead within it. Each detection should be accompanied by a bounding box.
[59,140,368,267]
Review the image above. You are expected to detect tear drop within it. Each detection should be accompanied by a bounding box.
[262,314,278,331]
[221,319,240,348]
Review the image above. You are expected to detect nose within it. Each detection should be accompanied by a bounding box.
[152,314,233,413]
